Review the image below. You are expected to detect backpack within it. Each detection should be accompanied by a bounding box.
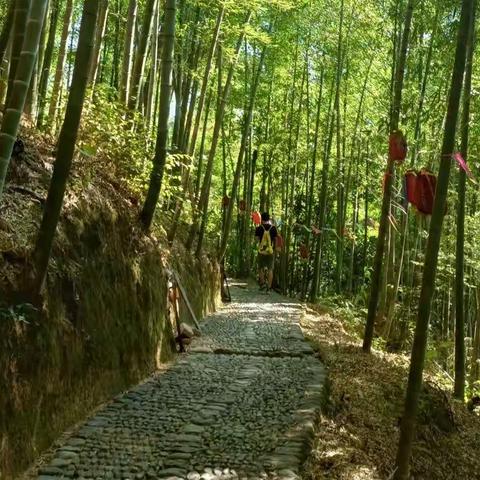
[258,225,274,255]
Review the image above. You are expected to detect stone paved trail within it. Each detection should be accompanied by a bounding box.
[37,282,326,480]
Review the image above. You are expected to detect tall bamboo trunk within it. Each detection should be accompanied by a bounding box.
[0,0,47,197]
[108,0,121,89]
[188,5,224,157]
[181,76,199,151]
[175,8,200,150]
[335,75,344,293]
[33,0,101,292]
[454,0,475,400]
[47,0,74,127]
[0,2,15,107]
[119,0,137,104]
[259,76,273,213]
[6,0,31,106]
[89,0,109,88]
[128,0,156,112]
[24,1,48,119]
[410,7,438,166]
[36,0,58,128]
[470,288,480,386]
[218,47,267,260]
[363,0,415,353]
[347,145,361,294]
[384,14,435,338]
[301,68,323,299]
[193,86,213,201]
[394,0,474,477]
[178,40,201,150]
[186,12,252,252]
[363,141,370,280]
[195,15,255,256]
[279,39,299,294]
[140,0,176,229]
[165,21,203,241]
[0,37,12,106]
[310,2,344,301]
[145,0,160,128]
[0,1,15,72]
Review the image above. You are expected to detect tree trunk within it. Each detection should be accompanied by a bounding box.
[145,0,160,128]
[188,5,224,156]
[363,0,415,353]
[33,0,101,292]
[410,7,438,166]
[47,0,74,126]
[0,37,11,107]
[218,43,267,260]
[259,76,273,213]
[6,0,31,106]
[470,288,480,386]
[0,0,47,198]
[186,12,252,252]
[181,76,198,152]
[174,8,200,150]
[394,0,474,477]
[119,0,137,104]
[36,0,58,128]
[301,67,323,299]
[128,0,156,112]
[0,0,15,72]
[192,86,212,202]
[454,0,475,401]
[109,0,121,89]
[363,141,370,280]
[89,0,109,87]
[335,71,344,293]
[310,2,344,302]
[140,0,176,229]
[24,1,48,119]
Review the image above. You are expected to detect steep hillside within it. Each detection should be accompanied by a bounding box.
[0,127,220,478]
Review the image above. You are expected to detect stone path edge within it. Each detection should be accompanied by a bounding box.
[262,345,328,479]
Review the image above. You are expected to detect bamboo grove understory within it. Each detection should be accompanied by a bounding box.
[0,0,480,478]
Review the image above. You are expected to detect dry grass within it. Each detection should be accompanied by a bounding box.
[301,307,480,480]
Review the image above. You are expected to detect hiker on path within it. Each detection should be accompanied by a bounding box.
[255,212,278,292]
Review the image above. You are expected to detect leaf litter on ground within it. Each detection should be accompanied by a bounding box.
[300,305,480,480]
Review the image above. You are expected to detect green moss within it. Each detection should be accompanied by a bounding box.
[0,205,219,479]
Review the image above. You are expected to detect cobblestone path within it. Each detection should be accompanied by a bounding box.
[37,282,326,480]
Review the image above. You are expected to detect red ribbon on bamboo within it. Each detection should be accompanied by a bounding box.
[251,211,261,225]
[404,169,437,215]
[389,130,408,163]
[453,152,476,181]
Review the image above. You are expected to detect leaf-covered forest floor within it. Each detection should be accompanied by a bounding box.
[301,306,480,480]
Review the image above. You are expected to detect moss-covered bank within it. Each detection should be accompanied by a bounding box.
[0,131,219,479]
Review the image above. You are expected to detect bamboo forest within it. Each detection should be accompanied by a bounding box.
[1,0,480,479]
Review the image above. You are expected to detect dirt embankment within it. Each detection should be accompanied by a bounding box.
[0,127,220,479]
